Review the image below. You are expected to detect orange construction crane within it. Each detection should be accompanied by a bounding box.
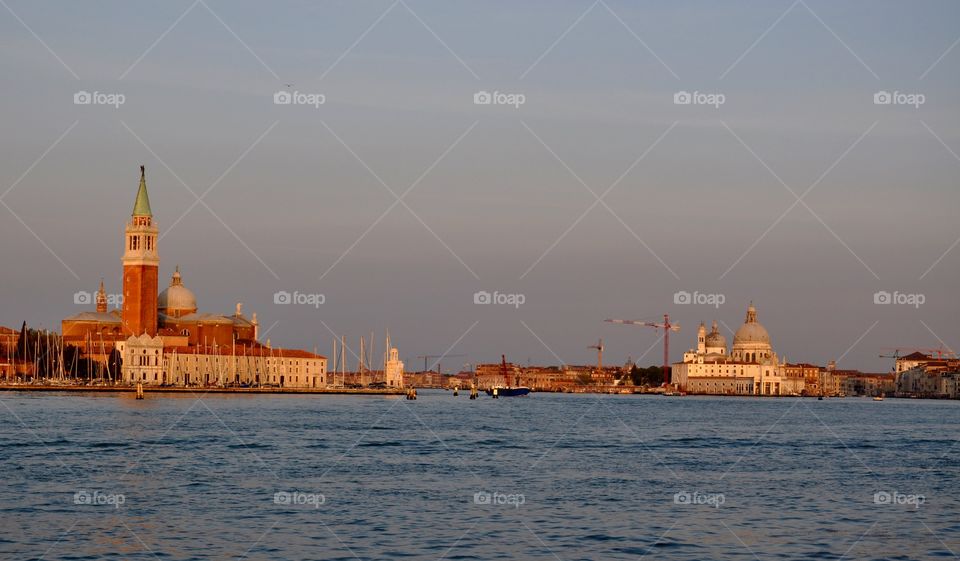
[605,315,680,386]
[588,339,604,372]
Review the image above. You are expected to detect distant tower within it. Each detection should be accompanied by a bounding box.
[96,279,108,313]
[697,321,706,354]
[384,331,404,388]
[122,165,159,336]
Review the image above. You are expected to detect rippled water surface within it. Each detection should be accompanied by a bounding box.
[1,391,958,560]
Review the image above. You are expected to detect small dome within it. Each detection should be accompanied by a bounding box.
[705,321,727,349]
[158,267,197,315]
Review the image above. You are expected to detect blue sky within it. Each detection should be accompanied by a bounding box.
[1,0,958,371]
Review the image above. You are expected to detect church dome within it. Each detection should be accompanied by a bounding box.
[732,303,770,346]
[705,321,727,349]
[158,267,197,316]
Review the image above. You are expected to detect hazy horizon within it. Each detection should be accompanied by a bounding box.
[2,0,958,372]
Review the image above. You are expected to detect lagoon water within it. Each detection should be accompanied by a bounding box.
[0,391,958,560]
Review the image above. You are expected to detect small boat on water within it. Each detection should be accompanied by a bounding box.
[485,355,530,398]
[873,396,884,401]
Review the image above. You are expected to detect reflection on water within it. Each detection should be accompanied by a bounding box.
[0,391,957,560]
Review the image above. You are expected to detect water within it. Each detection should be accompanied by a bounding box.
[0,391,958,560]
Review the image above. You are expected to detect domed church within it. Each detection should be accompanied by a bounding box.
[62,166,326,388]
[673,302,797,395]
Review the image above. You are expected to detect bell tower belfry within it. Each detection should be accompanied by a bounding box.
[122,165,159,336]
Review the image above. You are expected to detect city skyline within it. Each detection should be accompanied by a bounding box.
[1,1,958,372]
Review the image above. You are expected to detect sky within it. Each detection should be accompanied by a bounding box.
[0,0,958,373]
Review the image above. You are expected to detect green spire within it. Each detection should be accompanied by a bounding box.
[132,165,152,216]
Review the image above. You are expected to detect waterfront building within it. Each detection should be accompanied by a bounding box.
[384,342,404,388]
[672,303,791,395]
[62,166,326,387]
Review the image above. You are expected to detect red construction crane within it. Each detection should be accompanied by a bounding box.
[605,315,680,386]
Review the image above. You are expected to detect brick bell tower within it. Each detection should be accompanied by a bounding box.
[122,165,159,336]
